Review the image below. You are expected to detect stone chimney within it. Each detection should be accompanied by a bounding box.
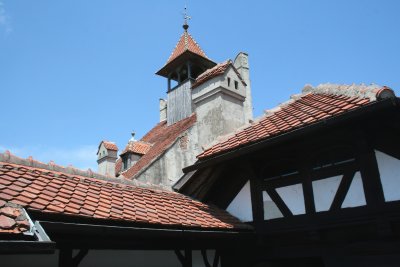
[234,52,253,122]
[97,141,118,177]
[159,98,167,122]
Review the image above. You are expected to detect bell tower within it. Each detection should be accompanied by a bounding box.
[156,10,216,125]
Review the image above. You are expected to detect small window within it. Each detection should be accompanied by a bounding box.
[122,156,129,170]
[227,77,231,87]
[234,81,239,89]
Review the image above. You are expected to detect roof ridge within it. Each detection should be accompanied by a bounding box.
[0,151,171,191]
[302,83,395,101]
[165,31,209,65]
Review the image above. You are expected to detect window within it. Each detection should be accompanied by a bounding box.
[122,155,129,170]
[234,80,239,89]
[227,77,231,87]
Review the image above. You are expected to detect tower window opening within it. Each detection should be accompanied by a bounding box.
[228,77,231,87]
[234,80,239,89]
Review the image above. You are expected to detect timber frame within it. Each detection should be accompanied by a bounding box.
[177,98,400,266]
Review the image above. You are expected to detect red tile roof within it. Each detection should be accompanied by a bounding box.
[0,201,30,235]
[119,114,197,179]
[191,60,246,89]
[98,141,118,152]
[120,141,152,156]
[0,159,247,230]
[165,31,208,65]
[198,84,395,159]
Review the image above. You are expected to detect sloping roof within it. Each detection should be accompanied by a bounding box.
[120,141,152,156]
[97,141,118,154]
[0,157,247,230]
[191,60,246,89]
[0,201,30,235]
[198,84,396,159]
[119,114,197,179]
[165,31,208,65]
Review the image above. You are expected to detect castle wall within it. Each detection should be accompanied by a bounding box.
[136,125,200,186]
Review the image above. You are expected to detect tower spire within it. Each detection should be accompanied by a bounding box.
[183,5,191,31]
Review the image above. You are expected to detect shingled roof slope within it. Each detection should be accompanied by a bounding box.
[191,60,246,89]
[119,114,197,179]
[120,141,152,156]
[0,201,31,236]
[165,31,208,65]
[198,84,395,159]
[0,160,249,230]
[98,141,118,152]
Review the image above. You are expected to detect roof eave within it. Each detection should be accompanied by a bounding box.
[156,51,217,78]
[183,98,400,174]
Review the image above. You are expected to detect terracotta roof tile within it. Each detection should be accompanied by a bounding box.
[198,84,395,159]
[191,60,246,89]
[120,141,152,156]
[118,114,197,179]
[99,141,118,152]
[165,31,208,65]
[0,201,31,235]
[0,161,248,230]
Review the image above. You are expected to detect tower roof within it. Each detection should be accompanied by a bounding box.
[166,31,209,65]
[156,29,216,78]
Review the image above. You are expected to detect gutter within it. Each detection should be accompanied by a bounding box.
[183,98,400,174]
[39,220,255,249]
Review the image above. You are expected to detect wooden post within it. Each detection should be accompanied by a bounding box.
[355,132,385,207]
[59,249,73,267]
[247,164,264,228]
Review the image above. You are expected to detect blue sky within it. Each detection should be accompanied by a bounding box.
[1,0,399,170]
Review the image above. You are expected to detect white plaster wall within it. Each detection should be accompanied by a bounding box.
[375,150,400,202]
[276,184,306,215]
[312,175,342,212]
[193,93,225,149]
[263,191,283,220]
[221,94,246,135]
[226,181,253,222]
[0,249,219,267]
[342,171,366,208]
[136,125,200,186]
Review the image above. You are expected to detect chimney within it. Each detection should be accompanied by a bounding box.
[234,52,253,122]
[97,141,118,177]
[159,98,167,122]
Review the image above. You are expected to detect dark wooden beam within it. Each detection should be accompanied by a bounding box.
[175,250,185,266]
[58,248,88,267]
[355,132,385,207]
[300,166,316,214]
[184,249,192,267]
[175,249,192,267]
[201,249,220,267]
[265,188,293,218]
[330,172,355,211]
[213,250,220,267]
[201,250,212,267]
[248,162,265,228]
[59,248,73,267]
[72,249,88,267]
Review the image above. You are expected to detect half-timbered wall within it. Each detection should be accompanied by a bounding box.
[375,150,400,202]
[225,149,400,223]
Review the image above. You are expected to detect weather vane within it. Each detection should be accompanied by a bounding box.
[183,5,191,31]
